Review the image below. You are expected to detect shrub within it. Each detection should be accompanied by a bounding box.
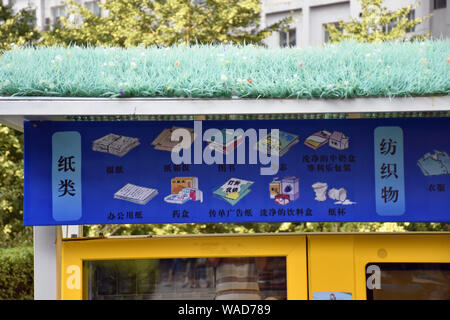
[0,247,33,300]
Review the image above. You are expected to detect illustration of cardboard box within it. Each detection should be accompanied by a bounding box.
[171,177,198,194]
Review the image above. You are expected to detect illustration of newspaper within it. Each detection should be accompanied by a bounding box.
[114,183,158,205]
[93,133,140,157]
[255,130,299,157]
[213,178,254,205]
[151,126,196,152]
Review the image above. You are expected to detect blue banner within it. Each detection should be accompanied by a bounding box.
[24,118,450,226]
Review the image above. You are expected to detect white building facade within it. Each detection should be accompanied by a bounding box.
[6,0,450,46]
[262,0,450,47]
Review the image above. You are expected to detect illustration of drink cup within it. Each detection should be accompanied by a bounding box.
[328,188,347,202]
[312,182,328,202]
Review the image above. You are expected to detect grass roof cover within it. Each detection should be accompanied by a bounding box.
[0,40,449,98]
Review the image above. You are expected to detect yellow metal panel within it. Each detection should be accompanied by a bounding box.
[307,235,355,299]
[308,234,450,300]
[61,234,308,300]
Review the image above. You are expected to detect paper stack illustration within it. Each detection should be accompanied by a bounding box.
[164,177,203,204]
[206,129,244,155]
[151,126,195,152]
[114,183,158,205]
[93,133,140,157]
[255,130,299,157]
[417,150,450,176]
[304,130,349,151]
[213,178,254,205]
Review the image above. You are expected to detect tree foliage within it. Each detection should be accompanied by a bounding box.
[0,0,39,51]
[0,125,31,247]
[326,0,430,43]
[42,0,291,47]
[0,247,34,299]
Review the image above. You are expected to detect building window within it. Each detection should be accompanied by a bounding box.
[279,29,296,47]
[51,6,65,27]
[406,10,415,33]
[383,10,416,34]
[85,1,101,17]
[323,23,342,44]
[434,0,447,9]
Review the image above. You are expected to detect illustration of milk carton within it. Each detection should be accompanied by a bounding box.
[281,177,299,201]
[329,131,349,150]
[269,178,282,199]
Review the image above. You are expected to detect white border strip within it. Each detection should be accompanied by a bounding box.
[0,96,449,131]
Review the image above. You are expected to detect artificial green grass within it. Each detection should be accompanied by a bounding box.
[0,40,449,98]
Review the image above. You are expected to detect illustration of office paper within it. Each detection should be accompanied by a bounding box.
[151,126,196,152]
[114,183,158,205]
[213,178,254,205]
[255,130,299,157]
[93,133,140,157]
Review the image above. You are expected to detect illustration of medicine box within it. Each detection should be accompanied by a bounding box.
[281,177,299,201]
[171,177,198,194]
[329,131,349,150]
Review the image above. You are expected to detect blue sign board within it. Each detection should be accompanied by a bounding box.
[24,118,450,226]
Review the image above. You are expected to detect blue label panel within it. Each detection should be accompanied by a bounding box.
[374,127,405,216]
[23,118,450,226]
[52,131,82,221]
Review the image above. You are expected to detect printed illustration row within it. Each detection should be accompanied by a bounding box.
[113,177,356,207]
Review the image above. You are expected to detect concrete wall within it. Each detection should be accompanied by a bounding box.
[431,4,450,39]
[309,1,350,47]
[263,0,449,47]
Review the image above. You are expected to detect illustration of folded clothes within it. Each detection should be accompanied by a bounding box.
[93,133,140,157]
[304,130,331,150]
[417,150,450,176]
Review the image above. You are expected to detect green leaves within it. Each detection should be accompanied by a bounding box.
[326,0,431,43]
[0,247,33,299]
[42,0,291,47]
[0,1,39,51]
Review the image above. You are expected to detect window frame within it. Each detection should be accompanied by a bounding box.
[61,234,308,300]
[434,0,447,10]
[279,28,297,48]
[365,262,450,300]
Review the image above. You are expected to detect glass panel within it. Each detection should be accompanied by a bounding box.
[85,1,101,17]
[279,32,288,48]
[406,10,415,33]
[288,29,296,47]
[366,263,450,300]
[434,0,447,10]
[85,257,287,300]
